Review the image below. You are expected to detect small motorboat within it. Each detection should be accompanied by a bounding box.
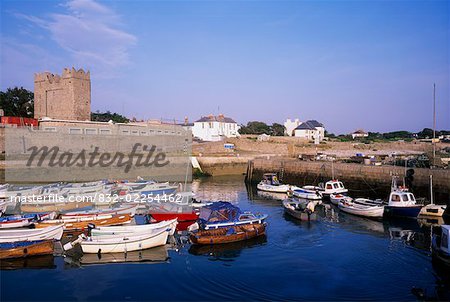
[90,219,178,236]
[329,193,353,205]
[76,246,169,266]
[303,180,348,196]
[256,173,291,193]
[195,202,268,230]
[289,188,322,201]
[431,225,450,268]
[0,224,64,243]
[338,199,384,218]
[73,227,171,254]
[383,176,423,219]
[0,240,54,259]
[282,198,317,221]
[190,223,266,245]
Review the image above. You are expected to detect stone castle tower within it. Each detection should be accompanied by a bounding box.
[34,67,91,120]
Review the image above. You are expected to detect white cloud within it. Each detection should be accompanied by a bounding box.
[17,0,137,77]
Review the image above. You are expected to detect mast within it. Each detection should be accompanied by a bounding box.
[429,174,434,205]
[433,83,436,166]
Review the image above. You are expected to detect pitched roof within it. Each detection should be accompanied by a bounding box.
[353,129,367,134]
[295,120,323,130]
[195,114,237,123]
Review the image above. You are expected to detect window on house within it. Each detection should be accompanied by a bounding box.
[131,130,139,136]
[43,127,57,132]
[121,130,130,135]
[99,129,112,135]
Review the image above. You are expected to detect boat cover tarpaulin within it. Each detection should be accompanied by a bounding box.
[199,202,241,223]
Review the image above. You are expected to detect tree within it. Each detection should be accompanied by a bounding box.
[239,121,271,135]
[0,87,34,117]
[91,111,129,123]
[271,123,285,136]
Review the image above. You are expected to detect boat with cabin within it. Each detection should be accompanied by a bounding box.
[196,201,268,230]
[303,180,348,196]
[383,178,423,218]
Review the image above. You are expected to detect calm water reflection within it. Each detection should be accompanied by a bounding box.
[1,175,449,301]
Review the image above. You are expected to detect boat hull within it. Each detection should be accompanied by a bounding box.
[338,203,384,218]
[0,224,64,243]
[0,240,54,259]
[38,214,132,231]
[384,205,422,218]
[91,219,178,236]
[80,229,169,254]
[419,204,447,217]
[257,183,290,193]
[190,224,266,245]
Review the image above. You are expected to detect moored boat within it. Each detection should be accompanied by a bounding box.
[338,199,384,218]
[0,224,64,243]
[60,204,138,219]
[329,193,353,205]
[0,240,54,259]
[431,225,450,268]
[91,219,178,236]
[0,216,32,229]
[282,198,317,221]
[37,214,132,231]
[190,223,266,245]
[79,227,170,254]
[257,173,291,193]
[303,180,348,196]
[290,188,322,200]
[196,201,268,230]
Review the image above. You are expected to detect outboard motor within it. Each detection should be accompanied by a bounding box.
[87,223,96,237]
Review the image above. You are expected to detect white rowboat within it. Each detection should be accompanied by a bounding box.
[80,228,170,254]
[0,224,64,243]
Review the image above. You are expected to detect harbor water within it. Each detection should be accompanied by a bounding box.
[1,175,450,301]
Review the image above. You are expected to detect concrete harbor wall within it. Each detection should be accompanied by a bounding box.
[197,156,249,176]
[245,158,450,202]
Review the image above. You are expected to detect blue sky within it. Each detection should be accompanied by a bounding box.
[1,0,449,134]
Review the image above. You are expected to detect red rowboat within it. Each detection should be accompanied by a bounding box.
[149,212,199,231]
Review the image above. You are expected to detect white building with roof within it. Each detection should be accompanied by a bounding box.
[192,114,240,141]
[293,120,325,141]
[351,129,369,139]
[284,118,301,136]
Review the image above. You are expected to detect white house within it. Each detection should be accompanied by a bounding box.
[352,129,368,139]
[192,114,240,141]
[284,118,301,136]
[293,120,325,142]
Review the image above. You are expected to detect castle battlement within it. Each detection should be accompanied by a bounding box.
[34,67,90,83]
[34,67,91,121]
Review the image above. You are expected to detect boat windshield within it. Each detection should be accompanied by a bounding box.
[408,193,415,202]
[333,183,339,189]
[391,194,400,202]
[326,184,333,189]
[402,194,409,201]
[339,182,344,188]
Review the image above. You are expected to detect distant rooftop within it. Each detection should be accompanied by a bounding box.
[195,114,237,123]
[295,120,323,130]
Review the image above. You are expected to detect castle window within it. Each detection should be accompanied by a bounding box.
[85,128,97,135]
[69,128,82,134]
